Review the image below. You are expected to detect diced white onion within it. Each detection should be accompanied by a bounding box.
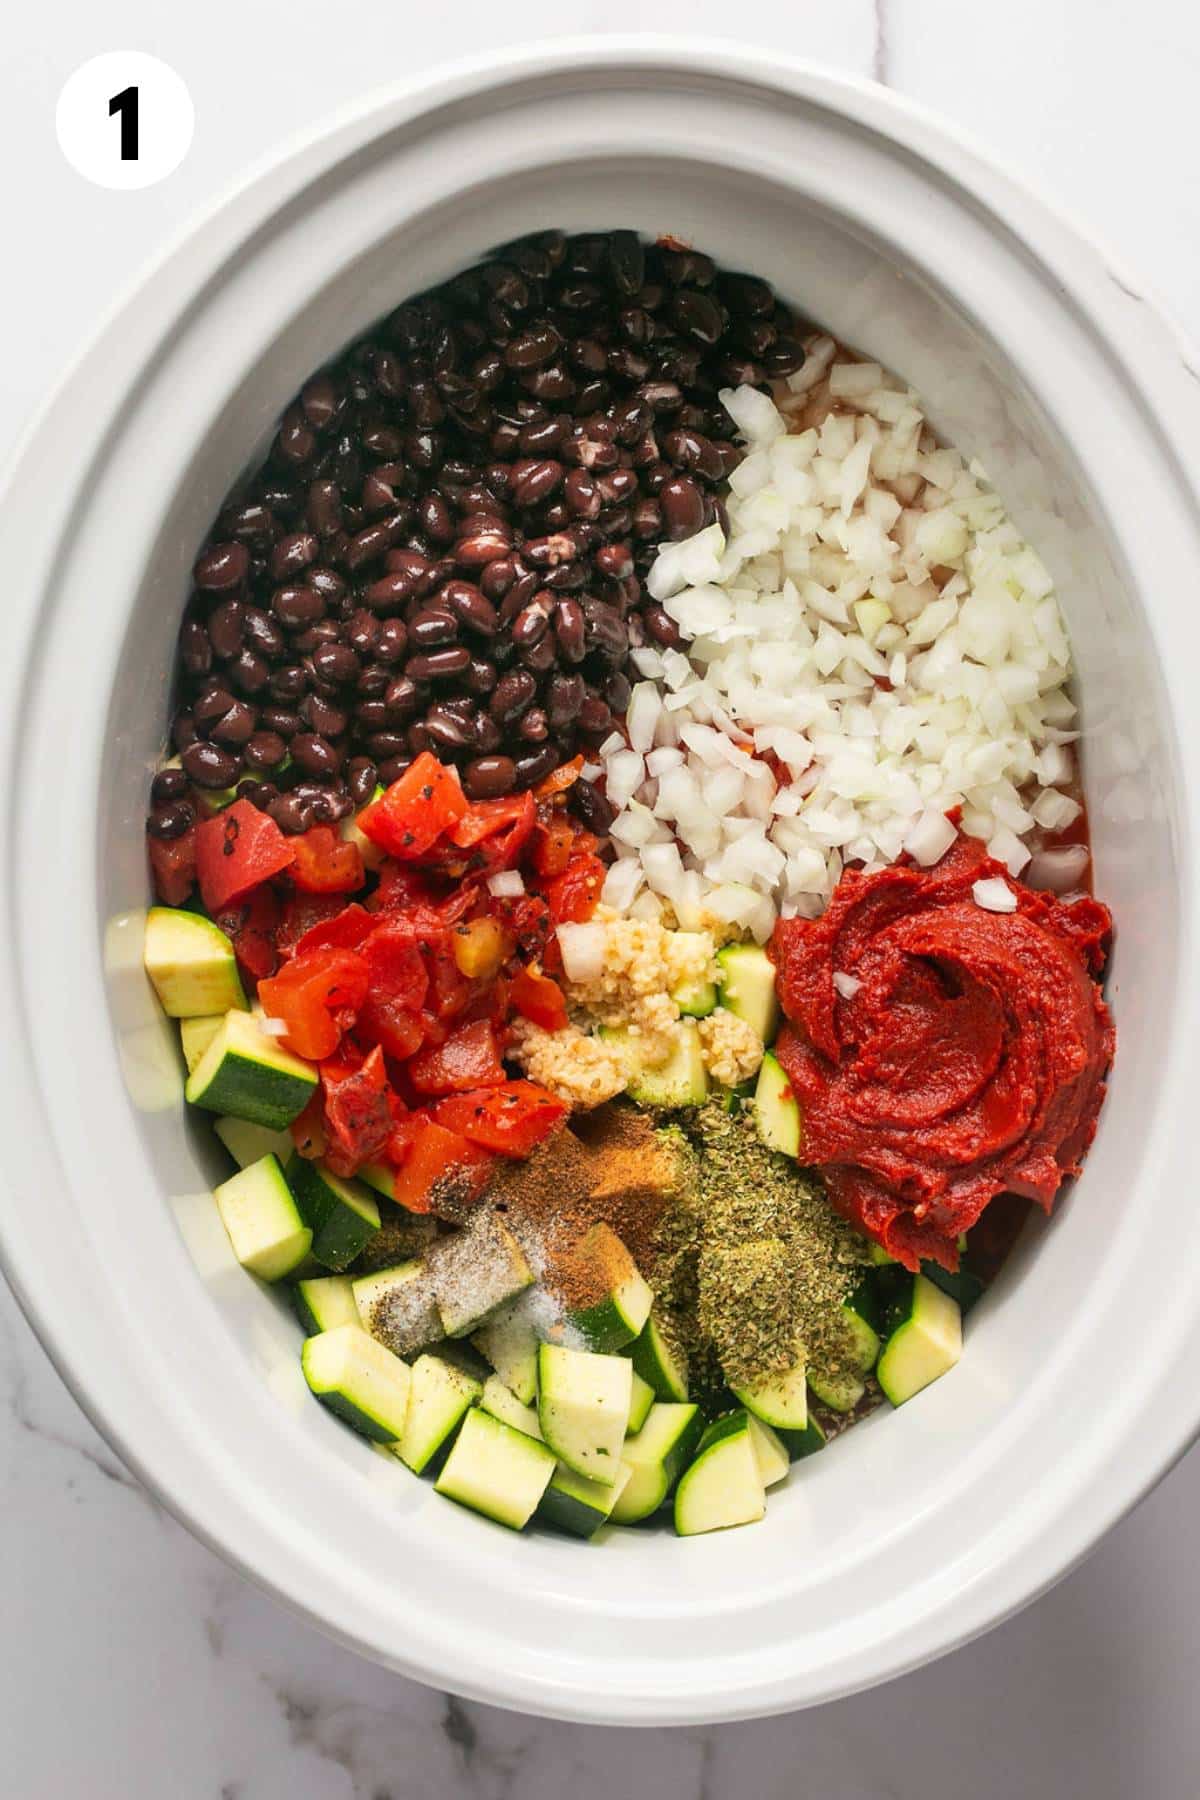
[1027,844,1091,892]
[973,877,1018,913]
[556,922,607,984]
[833,971,862,999]
[486,870,525,898]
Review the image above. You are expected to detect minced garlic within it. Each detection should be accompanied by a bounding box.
[560,906,719,1064]
[698,1007,765,1088]
[507,1017,628,1110]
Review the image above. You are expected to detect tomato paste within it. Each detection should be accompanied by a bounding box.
[771,837,1114,1271]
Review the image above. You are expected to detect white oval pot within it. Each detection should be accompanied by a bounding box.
[1,40,1198,1723]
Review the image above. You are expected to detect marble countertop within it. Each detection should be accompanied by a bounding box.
[4,4,1198,1794]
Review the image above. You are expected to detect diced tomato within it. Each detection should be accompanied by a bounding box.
[508,965,568,1032]
[194,799,295,915]
[292,901,375,958]
[358,752,468,860]
[289,1090,327,1161]
[356,992,427,1061]
[432,1081,566,1157]
[290,825,365,895]
[322,1046,393,1175]
[543,852,605,924]
[489,892,551,962]
[426,939,473,1020]
[258,948,368,1061]
[362,923,429,1012]
[449,792,536,870]
[215,885,281,983]
[386,1117,493,1214]
[407,1017,506,1096]
[276,892,346,957]
[530,813,575,878]
[148,827,197,906]
[534,754,583,799]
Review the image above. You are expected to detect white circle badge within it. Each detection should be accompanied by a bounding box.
[56,52,194,190]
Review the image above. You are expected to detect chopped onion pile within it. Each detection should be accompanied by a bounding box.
[601,360,1082,939]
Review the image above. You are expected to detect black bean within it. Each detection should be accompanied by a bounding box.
[172,710,199,751]
[208,599,245,660]
[146,800,195,840]
[606,670,632,711]
[310,642,358,687]
[269,663,309,703]
[407,647,471,681]
[303,694,349,738]
[546,672,585,727]
[455,528,512,568]
[441,580,497,637]
[464,656,498,697]
[356,700,389,731]
[608,230,645,296]
[347,757,379,807]
[513,744,559,788]
[595,542,635,580]
[761,337,806,377]
[194,542,248,592]
[554,597,586,663]
[490,668,537,725]
[644,604,683,648]
[379,756,414,784]
[308,566,349,606]
[261,706,302,738]
[384,675,422,717]
[290,734,340,777]
[210,702,257,748]
[272,585,325,628]
[180,619,212,677]
[511,459,563,508]
[570,778,615,834]
[270,793,313,834]
[376,619,410,664]
[346,609,381,657]
[225,503,277,548]
[301,373,341,430]
[424,705,473,751]
[409,609,459,649]
[418,492,456,544]
[243,607,286,660]
[464,755,516,799]
[182,741,241,788]
[511,599,551,649]
[228,649,271,696]
[366,730,412,761]
[660,475,706,540]
[193,684,235,728]
[472,712,503,753]
[578,695,612,735]
[245,730,289,770]
[270,532,320,582]
[517,707,549,744]
[150,767,189,806]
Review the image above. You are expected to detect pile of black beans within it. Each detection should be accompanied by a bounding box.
[148,230,805,844]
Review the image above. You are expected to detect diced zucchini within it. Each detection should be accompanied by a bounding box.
[214,1115,297,1171]
[353,1261,443,1357]
[472,1298,540,1406]
[398,1353,483,1475]
[626,1019,709,1108]
[561,1224,652,1353]
[837,1277,882,1374]
[609,1402,703,1525]
[922,1260,986,1316]
[144,907,247,1018]
[434,1406,556,1530]
[538,1461,633,1539]
[537,1344,632,1485]
[674,1411,767,1536]
[869,1241,897,1267]
[627,1368,655,1435]
[180,1013,224,1074]
[428,1212,533,1338]
[876,1274,962,1406]
[732,1356,808,1431]
[753,1051,802,1157]
[213,1154,312,1282]
[807,1367,865,1414]
[302,1324,411,1443]
[716,943,779,1044]
[292,1274,359,1335]
[285,1158,380,1273]
[745,1414,789,1489]
[480,1373,542,1439]
[779,1410,827,1461]
[186,1009,317,1129]
[358,1161,397,1201]
[629,1313,689,1402]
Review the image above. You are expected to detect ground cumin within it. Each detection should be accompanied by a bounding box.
[476,1106,688,1308]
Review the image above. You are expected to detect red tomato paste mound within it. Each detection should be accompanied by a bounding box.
[770,837,1114,1272]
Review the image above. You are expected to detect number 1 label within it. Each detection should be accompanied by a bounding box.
[57,53,193,189]
[108,85,139,161]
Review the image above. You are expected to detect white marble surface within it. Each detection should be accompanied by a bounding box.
[3,3,1199,1793]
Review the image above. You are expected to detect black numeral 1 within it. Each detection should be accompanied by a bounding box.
[108,85,139,161]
